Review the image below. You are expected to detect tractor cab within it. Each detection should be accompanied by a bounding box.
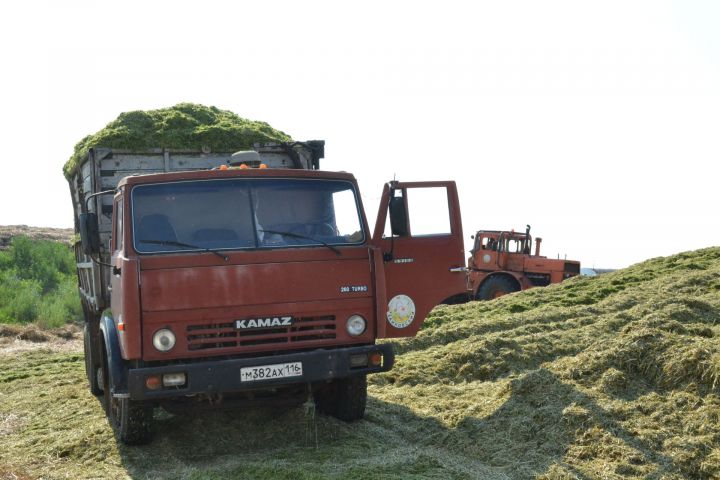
[470,225,536,271]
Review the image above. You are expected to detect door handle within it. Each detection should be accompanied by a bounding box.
[449,267,468,273]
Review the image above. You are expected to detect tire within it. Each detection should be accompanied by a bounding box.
[314,375,367,422]
[101,342,153,445]
[476,276,519,301]
[83,324,103,396]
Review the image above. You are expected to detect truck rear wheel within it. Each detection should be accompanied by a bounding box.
[101,343,153,445]
[314,374,367,422]
[476,276,519,300]
[83,324,102,396]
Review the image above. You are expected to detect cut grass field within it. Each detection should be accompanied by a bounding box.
[1,247,719,479]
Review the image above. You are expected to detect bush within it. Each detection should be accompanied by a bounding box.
[0,272,41,323]
[8,236,75,292]
[0,236,81,326]
[37,280,82,328]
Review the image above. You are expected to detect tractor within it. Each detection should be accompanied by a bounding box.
[467,225,580,300]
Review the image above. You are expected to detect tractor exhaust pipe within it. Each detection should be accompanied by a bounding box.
[524,225,531,254]
[535,238,542,256]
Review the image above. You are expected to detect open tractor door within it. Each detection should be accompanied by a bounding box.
[372,181,466,338]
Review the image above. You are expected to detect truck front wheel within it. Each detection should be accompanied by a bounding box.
[101,343,153,445]
[314,375,367,422]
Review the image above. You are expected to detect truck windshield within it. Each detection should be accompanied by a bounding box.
[131,178,365,254]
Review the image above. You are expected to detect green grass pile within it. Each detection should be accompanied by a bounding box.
[63,103,292,179]
[374,247,720,478]
[0,247,718,479]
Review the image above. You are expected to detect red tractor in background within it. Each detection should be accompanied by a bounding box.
[467,225,580,300]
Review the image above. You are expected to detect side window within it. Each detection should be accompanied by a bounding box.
[382,185,453,238]
[113,199,123,252]
[406,187,451,236]
[332,189,363,240]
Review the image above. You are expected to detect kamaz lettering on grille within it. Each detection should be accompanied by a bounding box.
[235,317,294,329]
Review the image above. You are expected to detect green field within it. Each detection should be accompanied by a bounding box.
[1,247,719,479]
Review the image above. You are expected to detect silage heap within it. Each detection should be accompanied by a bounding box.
[1,247,719,479]
[62,103,292,179]
[370,246,720,479]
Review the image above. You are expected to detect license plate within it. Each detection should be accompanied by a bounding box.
[240,362,303,382]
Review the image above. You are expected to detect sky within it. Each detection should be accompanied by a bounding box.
[1,0,718,269]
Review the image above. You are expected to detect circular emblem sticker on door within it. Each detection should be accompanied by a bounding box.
[387,294,416,329]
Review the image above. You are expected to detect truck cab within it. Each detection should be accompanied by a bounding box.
[71,145,465,443]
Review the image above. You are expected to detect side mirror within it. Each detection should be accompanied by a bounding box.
[389,196,409,237]
[79,213,100,255]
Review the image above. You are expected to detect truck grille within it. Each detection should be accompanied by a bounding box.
[186,315,337,351]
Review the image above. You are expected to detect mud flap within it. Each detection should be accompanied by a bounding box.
[99,313,127,394]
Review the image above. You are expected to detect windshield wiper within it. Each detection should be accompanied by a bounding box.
[139,239,229,262]
[258,229,341,256]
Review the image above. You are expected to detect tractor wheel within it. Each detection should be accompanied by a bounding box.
[314,375,367,422]
[101,342,153,445]
[83,323,102,396]
[476,276,519,301]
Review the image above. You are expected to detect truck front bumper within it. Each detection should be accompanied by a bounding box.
[126,344,394,400]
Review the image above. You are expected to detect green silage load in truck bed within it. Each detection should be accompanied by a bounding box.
[63,103,292,179]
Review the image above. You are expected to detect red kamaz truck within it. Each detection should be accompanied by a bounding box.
[467,225,580,300]
[69,142,466,444]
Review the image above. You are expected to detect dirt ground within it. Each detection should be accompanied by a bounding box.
[0,225,74,250]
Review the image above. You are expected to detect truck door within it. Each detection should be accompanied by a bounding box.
[372,181,466,338]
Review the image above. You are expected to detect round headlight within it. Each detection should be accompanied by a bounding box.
[346,315,367,336]
[152,328,176,352]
